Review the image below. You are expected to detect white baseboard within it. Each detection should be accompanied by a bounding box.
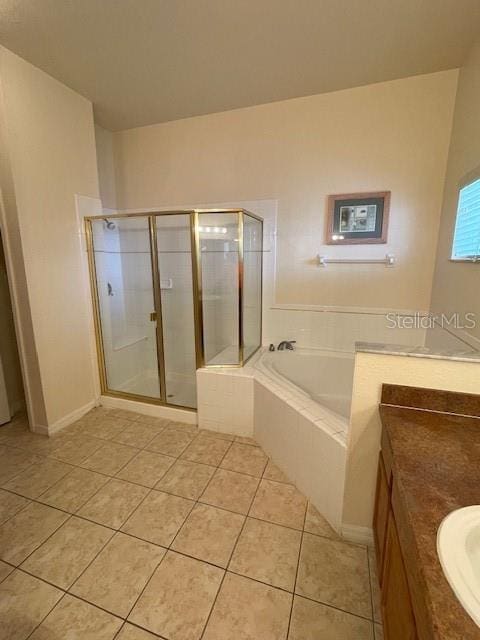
[34,398,98,436]
[100,395,197,425]
[341,524,374,547]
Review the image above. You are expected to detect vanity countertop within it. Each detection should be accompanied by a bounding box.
[379,402,480,639]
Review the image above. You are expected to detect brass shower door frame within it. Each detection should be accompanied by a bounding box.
[85,209,263,409]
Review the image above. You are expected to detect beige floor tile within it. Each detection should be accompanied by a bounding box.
[263,460,292,484]
[199,429,234,441]
[0,489,30,524]
[49,435,104,464]
[0,447,42,483]
[289,595,374,640]
[168,421,199,436]
[304,502,339,539]
[83,407,117,422]
[116,450,175,487]
[110,409,144,422]
[3,458,72,499]
[129,551,223,640]
[0,569,63,640]
[229,517,301,590]
[0,560,13,582]
[122,490,194,546]
[22,516,113,589]
[116,623,160,639]
[203,572,292,640]
[134,415,172,428]
[220,442,268,477]
[200,469,259,515]
[234,435,258,446]
[78,479,149,529]
[0,422,25,444]
[146,429,194,457]
[250,479,307,530]
[112,422,163,448]
[81,442,139,476]
[71,532,165,617]
[0,502,69,565]
[81,416,131,440]
[369,547,382,623]
[296,533,372,618]
[4,432,62,456]
[155,459,216,500]
[181,435,231,466]
[38,467,109,513]
[30,594,123,639]
[0,428,44,450]
[374,623,384,640]
[172,503,244,568]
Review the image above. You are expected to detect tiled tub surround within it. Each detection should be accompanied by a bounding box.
[0,408,382,640]
[197,347,353,532]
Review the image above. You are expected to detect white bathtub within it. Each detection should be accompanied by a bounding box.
[196,347,354,531]
[251,347,353,530]
[255,348,354,420]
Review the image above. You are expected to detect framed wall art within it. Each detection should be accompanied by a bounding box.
[326,191,390,244]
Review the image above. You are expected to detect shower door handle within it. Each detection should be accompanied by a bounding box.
[150,312,157,322]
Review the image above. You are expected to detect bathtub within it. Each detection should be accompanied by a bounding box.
[196,346,354,531]
[251,347,353,530]
[255,348,354,421]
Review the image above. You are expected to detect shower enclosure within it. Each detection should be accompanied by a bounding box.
[86,210,263,410]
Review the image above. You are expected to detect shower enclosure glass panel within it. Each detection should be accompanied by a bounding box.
[198,212,240,366]
[90,217,160,399]
[243,214,263,360]
[87,209,263,410]
[155,215,197,408]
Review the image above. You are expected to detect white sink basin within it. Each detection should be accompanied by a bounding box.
[437,505,480,627]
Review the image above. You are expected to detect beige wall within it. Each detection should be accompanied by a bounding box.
[112,71,457,311]
[343,352,480,530]
[95,124,117,210]
[430,42,480,342]
[0,46,100,428]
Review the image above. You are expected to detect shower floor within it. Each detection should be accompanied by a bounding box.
[119,370,197,408]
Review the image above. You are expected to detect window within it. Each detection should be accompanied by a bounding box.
[451,178,480,260]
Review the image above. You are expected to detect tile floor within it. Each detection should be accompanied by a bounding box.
[0,408,383,640]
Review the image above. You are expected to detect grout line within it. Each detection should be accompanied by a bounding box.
[25,591,68,639]
[286,493,308,638]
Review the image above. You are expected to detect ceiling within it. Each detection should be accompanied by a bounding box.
[0,0,479,131]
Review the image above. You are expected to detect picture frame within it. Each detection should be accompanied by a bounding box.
[326,191,390,244]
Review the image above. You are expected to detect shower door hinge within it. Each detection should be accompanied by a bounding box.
[150,312,157,322]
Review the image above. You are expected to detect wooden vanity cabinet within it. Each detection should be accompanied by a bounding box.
[373,455,390,581]
[373,449,418,639]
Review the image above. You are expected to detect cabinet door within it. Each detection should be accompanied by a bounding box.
[373,454,389,581]
[382,511,417,640]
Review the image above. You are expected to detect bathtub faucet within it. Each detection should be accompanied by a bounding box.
[277,340,296,350]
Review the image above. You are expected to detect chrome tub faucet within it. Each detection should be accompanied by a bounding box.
[277,340,296,350]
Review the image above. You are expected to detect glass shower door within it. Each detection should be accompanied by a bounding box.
[243,214,263,360]
[155,214,197,408]
[90,216,160,399]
